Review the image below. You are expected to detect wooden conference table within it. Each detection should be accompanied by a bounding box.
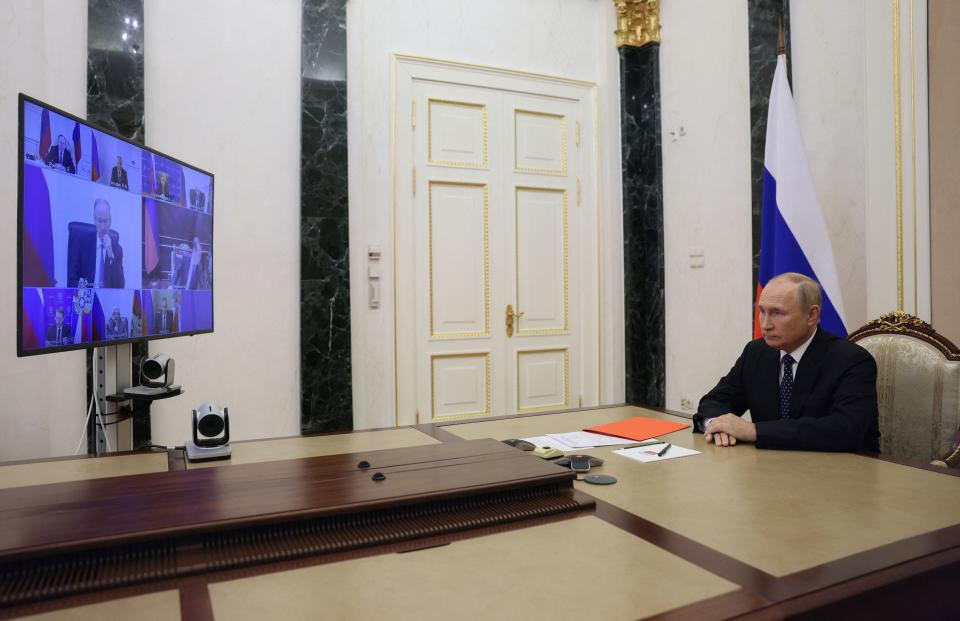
[1,404,959,620]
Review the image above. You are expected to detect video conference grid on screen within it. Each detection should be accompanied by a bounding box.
[19,97,214,354]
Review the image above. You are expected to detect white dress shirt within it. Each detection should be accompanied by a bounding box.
[779,327,817,383]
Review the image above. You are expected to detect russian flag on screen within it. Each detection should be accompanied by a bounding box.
[72,122,82,163]
[90,131,100,182]
[755,54,847,339]
[144,199,160,272]
[38,109,52,160]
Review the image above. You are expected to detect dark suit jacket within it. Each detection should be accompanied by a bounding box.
[694,328,880,452]
[46,323,72,346]
[44,146,76,174]
[67,229,125,288]
[110,166,128,190]
[106,317,128,339]
[174,254,211,290]
[154,310,175,334]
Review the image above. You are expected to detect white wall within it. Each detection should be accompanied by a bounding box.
[791,0,868,332]
[0,1,89,461]
[660,0,753,413]
[792,0,929,326]
[863,1,930,321]
[347,0,624,429]
[144,0,302,445]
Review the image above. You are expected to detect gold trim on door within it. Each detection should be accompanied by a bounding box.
[514,109,568,176]
[429,181,490,339]
[516,347,570,413]
[428,99,489,169]
[430,352,491,421]
[515,186,569,336]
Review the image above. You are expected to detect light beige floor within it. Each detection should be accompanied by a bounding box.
[446,405,960,576]
[186,427,439,469]
[0,452,169,490]
[11,590,179,621]
[209,516,738,621]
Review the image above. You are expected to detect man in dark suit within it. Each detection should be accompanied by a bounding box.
[154,297,175,334]
[44,134,76,174]
[173,238,211,290]
[156,172,170,199]
[694,272,879,452]
[110,156,129,190]
[68,199,125,289]
[106,307,128,339]
[46,306,72,346]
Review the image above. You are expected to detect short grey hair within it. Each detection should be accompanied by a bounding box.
[769,272,822,311]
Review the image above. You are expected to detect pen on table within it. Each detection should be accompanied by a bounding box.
[622,440,661,449]
[657,443,672,457]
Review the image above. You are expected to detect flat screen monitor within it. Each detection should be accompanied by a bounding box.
[17,94,215,356]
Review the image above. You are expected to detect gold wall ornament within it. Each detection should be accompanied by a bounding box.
[613,0,661,48]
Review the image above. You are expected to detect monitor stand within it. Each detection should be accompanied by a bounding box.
[89,344,134,455]
[123,384,182,399]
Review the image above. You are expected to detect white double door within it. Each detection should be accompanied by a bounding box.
[395,61,598,423]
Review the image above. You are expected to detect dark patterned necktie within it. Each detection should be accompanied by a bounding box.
[779,354,795,419]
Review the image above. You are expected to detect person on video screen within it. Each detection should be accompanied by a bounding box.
[44,134,76,174]
[174,237,210,290]
[110,156,129,190]
[130,312,143,338]
[156,172,171,200]
[46,306,72,346]
[154,297,175,334]
[106,307,128,339]
[68,199,125,289]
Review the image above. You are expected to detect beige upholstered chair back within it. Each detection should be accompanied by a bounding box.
[849,312,960,467]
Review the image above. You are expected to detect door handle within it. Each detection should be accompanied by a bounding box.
[505,304,525,337]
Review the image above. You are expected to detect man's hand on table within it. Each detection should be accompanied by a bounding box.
[704,413,757,446]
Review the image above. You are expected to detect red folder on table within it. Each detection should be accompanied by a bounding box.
[584,417,689,442]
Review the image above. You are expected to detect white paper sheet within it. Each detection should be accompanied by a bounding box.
[520,435,579,453]
[545,431,637,449]
[613,443,701,463]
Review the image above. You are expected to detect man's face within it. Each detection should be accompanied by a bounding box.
[116,156,122,167]
[161,298,168,311]
[55,310,64,326]
[94,202,111,237]
[757,280,818,353]
[58,135,66,149]
[112,308,120,321]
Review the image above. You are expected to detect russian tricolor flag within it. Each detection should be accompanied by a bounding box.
[90,131,101,182]
[755,54,847,338]
[38,109,52,160]
[72,122,82,163]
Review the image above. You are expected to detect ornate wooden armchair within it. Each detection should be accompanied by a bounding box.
[849,312,960,467]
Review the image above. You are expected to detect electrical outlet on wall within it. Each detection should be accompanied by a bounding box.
[680,397,694,411]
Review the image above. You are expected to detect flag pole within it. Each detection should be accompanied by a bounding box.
[777,20,785,56]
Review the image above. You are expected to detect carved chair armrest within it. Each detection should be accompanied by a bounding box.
[930,429,960,468]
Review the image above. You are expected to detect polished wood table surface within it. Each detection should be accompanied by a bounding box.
[2,404,958,620]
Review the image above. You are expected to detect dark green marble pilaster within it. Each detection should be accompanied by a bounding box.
[620,43,665,407]
[749,0,792,295]
[87,0,150,449]
[300,0,352,433]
